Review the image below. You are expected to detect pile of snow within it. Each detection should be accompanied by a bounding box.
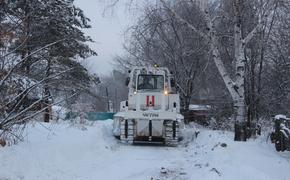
[181,130,290,180]
[0,120,290,180]
[275,114,287,120]
[189,104,211,111]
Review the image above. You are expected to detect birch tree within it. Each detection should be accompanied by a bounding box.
[157,0,277,140]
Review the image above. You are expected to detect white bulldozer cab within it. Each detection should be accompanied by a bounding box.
[113,66,184,146]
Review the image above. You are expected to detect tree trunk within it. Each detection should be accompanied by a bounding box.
[43,93,50,123]
[44,59,51,123]
[21,0,31,74]
[234,98,247,141]
[233,1,248,141]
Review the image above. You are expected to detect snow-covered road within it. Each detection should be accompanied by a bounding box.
[0,120,289,180]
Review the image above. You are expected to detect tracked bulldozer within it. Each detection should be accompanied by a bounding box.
[113,66,184,146]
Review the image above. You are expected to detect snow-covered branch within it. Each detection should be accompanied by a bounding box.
[243,24,262,45]
[159,0,208,39]
[4,67,75,108]
[0,39,65,88]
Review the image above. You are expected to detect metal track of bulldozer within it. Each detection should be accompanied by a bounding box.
[164,121,179,147]
[120,119,134,144]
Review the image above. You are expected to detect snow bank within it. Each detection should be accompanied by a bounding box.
[0,121,290,180]
[181,130,290,180]
[275,114,287,120]
[189,104,211,111]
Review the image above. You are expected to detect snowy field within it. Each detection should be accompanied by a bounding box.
[0,120,290,180]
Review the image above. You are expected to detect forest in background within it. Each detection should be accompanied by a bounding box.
[1,0,290,142]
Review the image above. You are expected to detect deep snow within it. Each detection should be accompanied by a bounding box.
[0,120,289,180]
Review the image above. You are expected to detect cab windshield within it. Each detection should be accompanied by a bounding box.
[137,75,164,90]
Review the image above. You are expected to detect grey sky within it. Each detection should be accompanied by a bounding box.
[74,0,131,75]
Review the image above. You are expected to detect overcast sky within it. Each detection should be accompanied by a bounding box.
[74,0,131,75]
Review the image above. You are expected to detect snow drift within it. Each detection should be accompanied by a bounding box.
[0,120,289,180]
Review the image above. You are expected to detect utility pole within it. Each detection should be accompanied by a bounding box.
[106,87,109,112]
[114,88,118,113]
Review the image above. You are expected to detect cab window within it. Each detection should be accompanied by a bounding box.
[137,75,164,90]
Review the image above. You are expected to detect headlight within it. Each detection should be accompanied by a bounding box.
[164,90,168,95]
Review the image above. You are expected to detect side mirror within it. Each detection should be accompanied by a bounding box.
[125,77,130,86]
[170,78,175,87]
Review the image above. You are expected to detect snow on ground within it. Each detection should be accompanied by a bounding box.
[0,120,290,180]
